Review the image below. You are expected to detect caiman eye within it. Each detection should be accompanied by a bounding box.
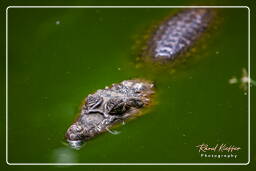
[109,103,125,115]
[130,99,144,108]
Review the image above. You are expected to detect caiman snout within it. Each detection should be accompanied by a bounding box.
[66,123,84,141]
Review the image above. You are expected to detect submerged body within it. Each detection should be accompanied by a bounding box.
[65,79,154,148]
[146,8,213,60]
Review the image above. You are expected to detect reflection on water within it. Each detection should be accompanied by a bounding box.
[67,140,85,150]
[52,147,78,163]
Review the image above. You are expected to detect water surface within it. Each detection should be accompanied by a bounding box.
[8,7,248,164]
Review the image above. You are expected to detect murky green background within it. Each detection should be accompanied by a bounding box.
[6,7,249,164]
[0,0,255,170]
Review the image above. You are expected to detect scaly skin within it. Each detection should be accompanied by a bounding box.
[146,8,213,60]
[65,79,154,149]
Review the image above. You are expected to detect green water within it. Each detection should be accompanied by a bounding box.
[6,6,250,165]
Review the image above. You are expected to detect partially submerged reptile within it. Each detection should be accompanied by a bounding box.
[144,8,214,60]
[65,79,154,148]
[65,8,215,149]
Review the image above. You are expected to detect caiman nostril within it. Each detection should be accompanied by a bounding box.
[76,125,83,132]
